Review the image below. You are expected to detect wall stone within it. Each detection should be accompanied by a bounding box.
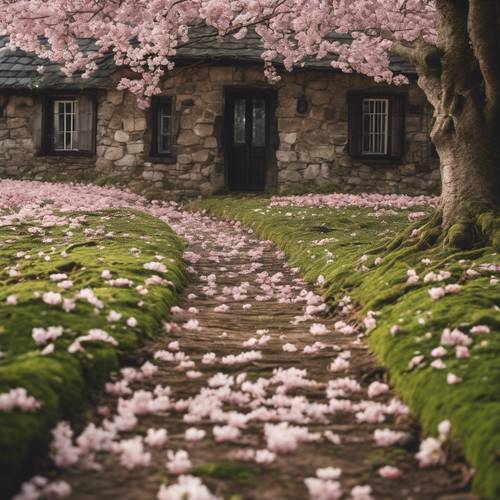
[0,64,440,198]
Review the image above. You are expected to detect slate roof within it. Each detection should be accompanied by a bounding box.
[0,37,117,90]
[0,27,415,90]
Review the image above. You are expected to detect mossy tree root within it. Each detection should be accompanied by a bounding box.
[445,208,500,250]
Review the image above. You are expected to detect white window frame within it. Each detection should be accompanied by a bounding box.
[53,99,79,151]
[362,98,389,156]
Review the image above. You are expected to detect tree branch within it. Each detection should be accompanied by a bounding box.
[435,0,477,93]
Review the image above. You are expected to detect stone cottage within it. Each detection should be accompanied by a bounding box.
[0,28,440,198]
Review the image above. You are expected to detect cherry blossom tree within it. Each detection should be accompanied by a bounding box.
[0,0,499,244]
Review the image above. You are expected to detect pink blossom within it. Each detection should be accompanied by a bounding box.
[350,485,374,500]
[264,422,318,453]
[470,325,490,335]
[456,346,470,359]
[145,428,168,448]
[441,328,471,346]
[185,427,206,442]
[373,429,405,447]
[183,319,201,331]
[438,420,451,440]
[316,467,342,480]
[406,269,419,285]
[416,437,445,467]
[447,373,462,385]
[0,387,41,412]
[255,449,276,464]
[408,355,424,369]
[41,343,55,356]
[445,284,461,294]
[115,437,151,469]
[43,291,62,306]
[428,287,445,300]
[310,323,329,335]
[127,317,138,327]
[50,422,80,467]
[157,475,219,500]
[378,465,401,478]
[6,294,17,305]
[106,310,122,322]
[57,280,73,290]
[202,352,217,365]
[282,343,298,352]
[213,425,241,442]
[32,326,63,346]
[367,381,389,399]
[144,261,167,273]
[305,478,342,500]
[141,361,158,378]
[75,423,115,454]
[15,478,71,500]
[390,325,401,336]
[431,359,446,370]
[431,346,447,358]
[166,450,192,474]
[329,357,350,372]
[324,431,341,445]
[221,350,262,365]
[50,273,68,282]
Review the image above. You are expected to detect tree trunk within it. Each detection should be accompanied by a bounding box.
[431,108,500,227]
[417,67,500,244]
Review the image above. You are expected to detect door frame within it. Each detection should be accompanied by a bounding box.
[223,86,277,192]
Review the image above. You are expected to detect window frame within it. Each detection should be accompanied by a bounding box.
[149,96,174,160]
[40,93,97,156]
[361,97,390,156]
[348,91,405,162]
[52,99,79,152]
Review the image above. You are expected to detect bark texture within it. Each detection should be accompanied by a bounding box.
[394,0,500,236]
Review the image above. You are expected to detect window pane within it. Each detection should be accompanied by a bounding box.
[157,102,172,154]
[361,98,388,155]
[252,98,266,147]
[234,99,246,144]
[53,99,78,151]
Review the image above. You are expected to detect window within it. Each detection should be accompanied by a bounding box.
[53,100,78,151]
[362,98,389,155]
[348,93,405,160]
[36,94,96,155]
[150,96,173,157]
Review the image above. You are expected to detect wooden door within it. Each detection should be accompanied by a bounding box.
[225,89,273,191]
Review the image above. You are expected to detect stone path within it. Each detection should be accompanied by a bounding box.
[22,210,471,500]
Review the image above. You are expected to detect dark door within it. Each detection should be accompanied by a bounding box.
[225,89,273,191]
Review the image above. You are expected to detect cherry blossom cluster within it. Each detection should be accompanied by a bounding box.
[0,387,41,412]
[0,1,437,103]
[269,192,439,210]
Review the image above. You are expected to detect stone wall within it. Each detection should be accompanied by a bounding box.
[275,71,439,194]
[0,95,36,175]
[0,64,440,197]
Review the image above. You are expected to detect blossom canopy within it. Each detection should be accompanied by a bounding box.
[0,0,437,103]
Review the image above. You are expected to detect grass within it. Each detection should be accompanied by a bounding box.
[0,208,185,494]
[193,196,500,499]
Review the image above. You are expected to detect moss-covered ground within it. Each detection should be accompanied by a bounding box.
[0,209,185,494]
[194,196,500,499]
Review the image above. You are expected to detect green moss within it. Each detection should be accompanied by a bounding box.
[368,448,411,468]
[0,209,186,495]
[193,196,500,499]
[194,461,257,485]
[445,220,475,249]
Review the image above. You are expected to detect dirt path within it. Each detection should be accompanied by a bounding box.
[22,210,472,500]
